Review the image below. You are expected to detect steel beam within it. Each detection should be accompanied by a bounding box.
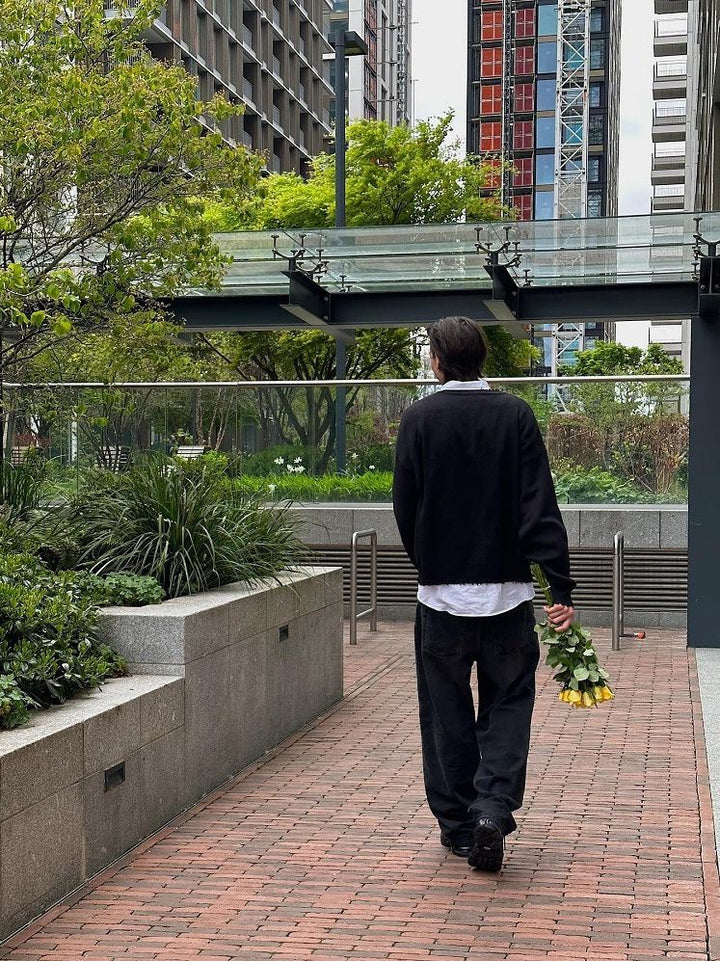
[687,309,720,648]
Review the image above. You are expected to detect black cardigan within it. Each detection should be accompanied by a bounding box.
[392,388,575,607]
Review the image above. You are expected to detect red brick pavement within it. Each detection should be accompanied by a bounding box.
[2,622,718,961]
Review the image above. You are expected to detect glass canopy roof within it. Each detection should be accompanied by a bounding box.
[211,211,716,296]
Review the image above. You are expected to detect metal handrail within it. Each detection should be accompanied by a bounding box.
[349,529,378,646]
[0,375,691,389]
[611,531,647,651]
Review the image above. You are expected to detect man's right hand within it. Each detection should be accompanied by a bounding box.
[544,603,575,633]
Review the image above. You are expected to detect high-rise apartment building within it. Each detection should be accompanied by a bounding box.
[328,1,412,125]
[651,1,688,213]
[466,0,621,372]
[106,1,333,173]
[685,0,720,209]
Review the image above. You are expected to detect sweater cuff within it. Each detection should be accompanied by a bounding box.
[550,588,574,607]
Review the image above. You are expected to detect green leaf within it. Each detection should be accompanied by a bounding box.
[573,666,590,681]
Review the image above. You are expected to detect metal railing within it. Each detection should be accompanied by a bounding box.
[349,530,378,646]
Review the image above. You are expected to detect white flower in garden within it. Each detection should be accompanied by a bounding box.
[296,465,305,473]
[286,463,295,473]
[368,465,376,471]
[294,456,302,464]
[274,456,284,465]
[268,483,277,493]
[351,452,359,460]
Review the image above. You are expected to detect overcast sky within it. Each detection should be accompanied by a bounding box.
[411,0,655,216]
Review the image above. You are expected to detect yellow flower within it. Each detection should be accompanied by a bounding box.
[581,691,595,708]
[568,690,582,704]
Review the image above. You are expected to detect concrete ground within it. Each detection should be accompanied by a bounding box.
[2,622,719,961]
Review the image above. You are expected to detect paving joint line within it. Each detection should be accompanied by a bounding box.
[0,646,409,955]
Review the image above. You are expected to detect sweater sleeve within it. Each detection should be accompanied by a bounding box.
[392,410,420,568]
[517,404,576,606]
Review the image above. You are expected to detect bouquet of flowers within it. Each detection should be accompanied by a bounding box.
[532,564,615,709]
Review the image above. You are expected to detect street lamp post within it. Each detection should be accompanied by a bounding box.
[329,25,366,474]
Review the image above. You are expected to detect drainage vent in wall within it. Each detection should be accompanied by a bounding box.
[305,546,689,612]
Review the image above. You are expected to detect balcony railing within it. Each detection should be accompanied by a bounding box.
[654,18,688,37]
[654,60,687,79]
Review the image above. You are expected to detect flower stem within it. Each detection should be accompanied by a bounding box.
[531,563,554,608]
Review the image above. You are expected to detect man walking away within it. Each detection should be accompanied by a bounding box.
[392,316,575,872]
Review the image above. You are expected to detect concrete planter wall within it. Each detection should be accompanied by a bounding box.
[0,566,342,942]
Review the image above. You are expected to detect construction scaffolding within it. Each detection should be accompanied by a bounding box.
[554,0,591,219]
[500,0,515,207]
[395,0,410,124]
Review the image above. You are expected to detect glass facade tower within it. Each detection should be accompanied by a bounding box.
[466,0,621,371]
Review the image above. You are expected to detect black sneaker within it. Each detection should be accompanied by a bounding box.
[440,831,474,858]
[468,817,504,872]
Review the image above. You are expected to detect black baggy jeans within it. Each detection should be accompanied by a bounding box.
[414,599,540,840]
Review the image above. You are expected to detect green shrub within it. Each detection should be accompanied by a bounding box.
[0,556,127,723]
[233,471,394,503]
[0,674,31,729]
[72,456,304,597]
[552,465,651,504]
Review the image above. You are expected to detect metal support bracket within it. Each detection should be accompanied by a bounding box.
[693,216,720,321]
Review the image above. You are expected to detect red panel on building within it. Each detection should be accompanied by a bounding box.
[515,8,536,38]
[481,47,503,78]
[513,193,533,221]
[481,9,503,40]
[480,121,502,152]
[514,44,535,75]
[514,82,534,113]
[481,84,503,115]
[513,156,533,187]
[513,119,533,150]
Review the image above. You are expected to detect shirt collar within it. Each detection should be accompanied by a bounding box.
[439,379,491,391]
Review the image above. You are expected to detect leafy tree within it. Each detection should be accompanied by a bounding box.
[208,113,503,230]
[551,340,688,496]
[197,328,419,472]
[570,340,683,376]
[0,0,260,384]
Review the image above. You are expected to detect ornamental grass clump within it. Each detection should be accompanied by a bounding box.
[532,563,615,708]
[73,456,304,598]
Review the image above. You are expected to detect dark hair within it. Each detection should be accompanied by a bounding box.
[428,316,488,381]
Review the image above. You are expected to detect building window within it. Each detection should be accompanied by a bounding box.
[514,82,534,113]
[513,156,533,187]
[513,193,533,221]
[562,119,583,145]
[537,40,557,73]
[515,8,535,38]
[537,3,558,36]
[481,46,503,78]
[590,38,606,69]
[535,190,555,220]
[590,7,604,32]
[481,84,503,115]
[536,152,555,185]
[537,78,556,111]
[589,114,604,145]
[514,119,534,149]
[480,121,502,152]
[563,41,584,71]
[481,9,503,41]
[589,82,603,107]
[588,156,602,182]
[515,44,535,75]
[587,190,603,217]
[536,116,555,148]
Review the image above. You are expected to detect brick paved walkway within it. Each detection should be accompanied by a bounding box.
[2,622,719,961]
